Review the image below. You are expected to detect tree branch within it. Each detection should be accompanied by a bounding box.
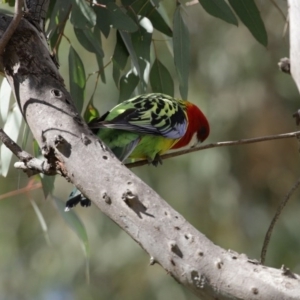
[0,0,23,57]
[261,176,300,264]
[24,0,50,31]
[0,128,57,176]
[0,4,300,299]
[126,130,300,168]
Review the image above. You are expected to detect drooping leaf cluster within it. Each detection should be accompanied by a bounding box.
[45,0,267,114]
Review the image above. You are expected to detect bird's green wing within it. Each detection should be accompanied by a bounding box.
[89,94,188,139]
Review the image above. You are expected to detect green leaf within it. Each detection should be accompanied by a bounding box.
[95,0,112,38]
[119,31,141,78]
[151,0,161,7]
[94,27,106,83]
[46,0,56,20]
[0,104,23,177]
[46,0,71,53]
[83,95,100,123]
[0,78,12,123]
[40,174,55,198]
[30,198,51,246]
[33,140,41,157]
[107,2,138,32]
[131,16,153,93]
[173,6,190,99]
[74,27,104,57]
[121,0,172,37]
[119,71,139,102]
[70,0,96,28]
[2,0,15,6]
[229,0,268,46]
[150,59,174,96]
[112,31,129,86]
[69,46,86,113]
[199,0,238,26]
[21,124,30,150]
[53,197,89,258]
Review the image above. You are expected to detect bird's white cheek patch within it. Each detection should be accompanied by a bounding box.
[189,132,199,148]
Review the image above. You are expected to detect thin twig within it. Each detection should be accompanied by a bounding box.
[0,128,33,161]
[260,177,300,264]
[126,130,300,168]
[0,181,41,200]
[0,128,56,176]
[0,0,23,56]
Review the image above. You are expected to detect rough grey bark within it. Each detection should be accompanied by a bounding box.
[0,2,300,299]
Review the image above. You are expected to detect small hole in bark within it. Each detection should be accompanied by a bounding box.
[184,234,189,240]
[165,211,168,216]
[174,215,178,219]
[103,156,108,160]
[174,226,180,230]
[170,259,176,266]
[51,89,62,98]
[127,181,132,185]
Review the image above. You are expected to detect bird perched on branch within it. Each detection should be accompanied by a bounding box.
[89,93,210,164]
[66,93,210,209]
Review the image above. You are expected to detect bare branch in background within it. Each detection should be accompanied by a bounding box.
[127,130,300,168]
[261,177,300,264]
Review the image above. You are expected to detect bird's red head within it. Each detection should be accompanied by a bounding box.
[171,102,210,149]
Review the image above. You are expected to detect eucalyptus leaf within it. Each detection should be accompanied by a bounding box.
[30,198,51,246]
[119,31,141,79]
[83,95,100,123]
[150,59,174,96]
[0,104,23,177]
[40,174,55,199]
[94,27,106,83]
[0,78,12,123]
[95,0,112,38]
[229,0,268,46]
[199,0,238,25]
[21,124,30,150]
[74,27,104,56]
[53,197,90,258]
[131,16,153,92]
[121,0,172,37]
[107,2,138,32]
[119,71,139,102]
[69,46,86,113]
[112,31,129,86]
[47,0,71,39]
[70,0,96,28]
[47,0,71,54]
[173,6,190,99]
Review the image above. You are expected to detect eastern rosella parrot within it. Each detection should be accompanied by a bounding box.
[89,93,210,163]
[66,93,209,210]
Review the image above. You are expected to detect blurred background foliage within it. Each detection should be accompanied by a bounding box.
[0,0,299,299]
